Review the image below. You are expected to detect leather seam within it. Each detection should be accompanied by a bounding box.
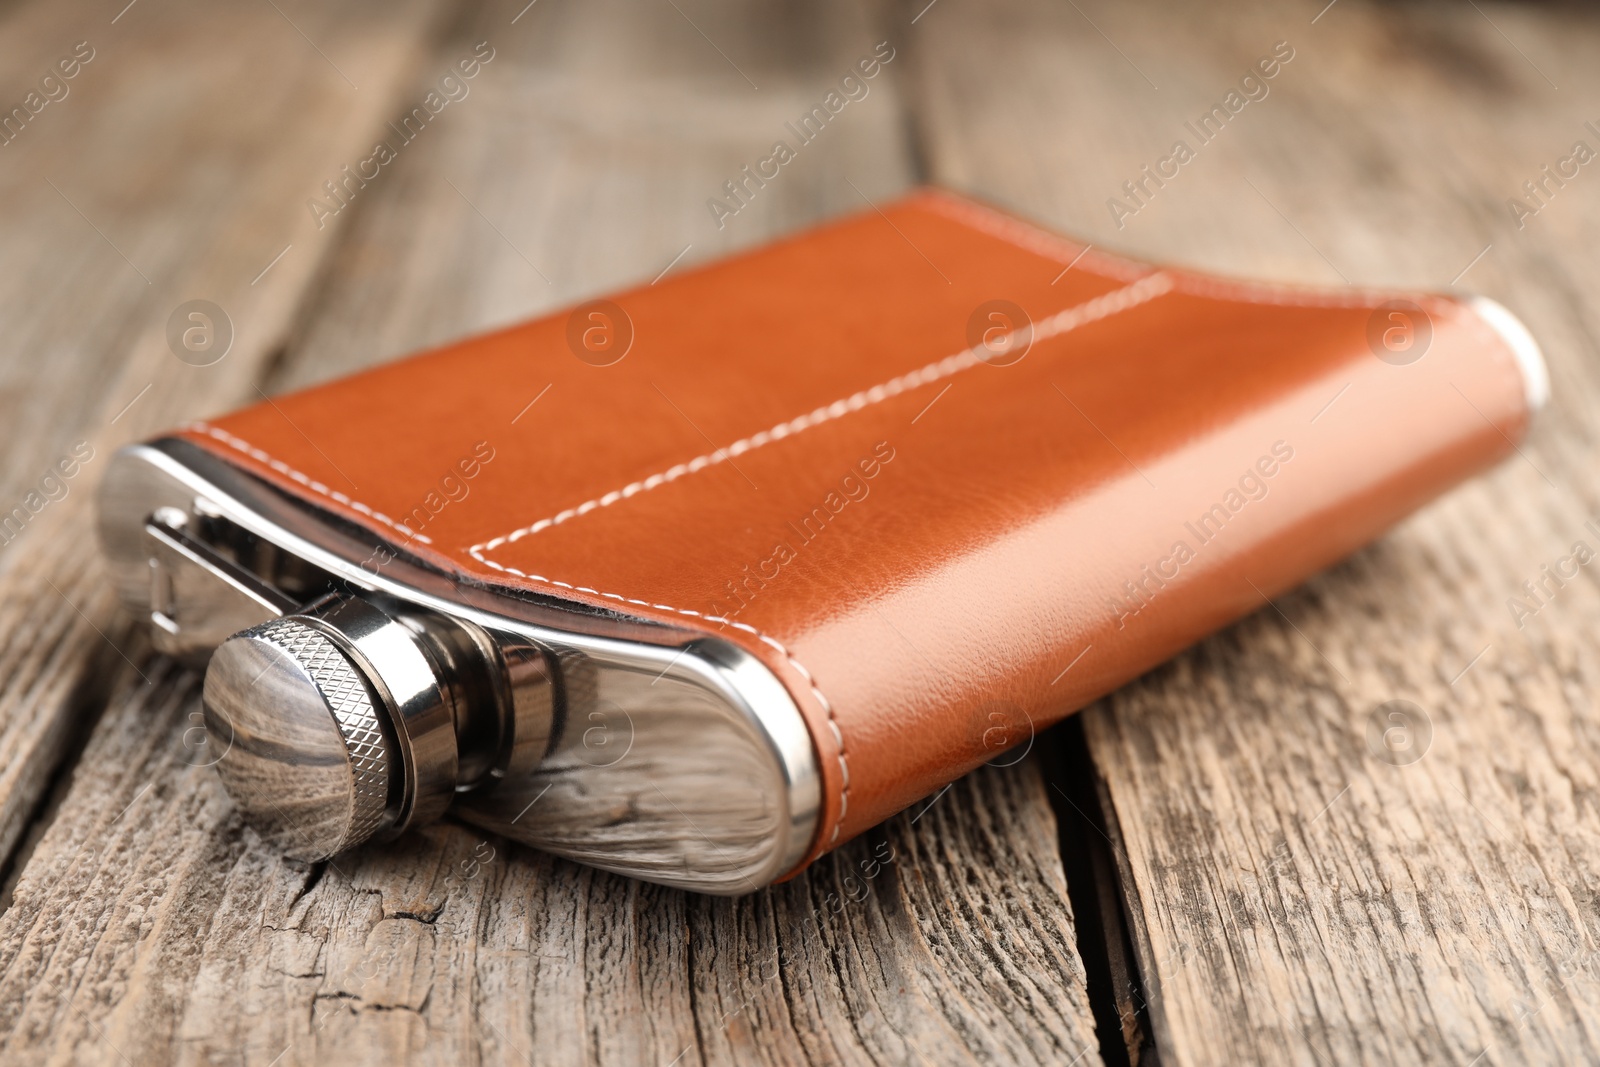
[466,202,1401,562]
[1165,271,1431,309]
[183,423,436,545]
[467,271,1177,558]
[923,189,1421,310]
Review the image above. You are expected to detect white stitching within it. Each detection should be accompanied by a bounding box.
[468,271,1176,561]
[915,189,1422,310]
[183,423,434,545]
[1166,270,1427,309]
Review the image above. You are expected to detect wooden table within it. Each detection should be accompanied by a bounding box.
[1,0,1597,1063]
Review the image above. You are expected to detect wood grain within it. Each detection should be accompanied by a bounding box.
[905,0,1600,1062]
[0,0,1107,1063]
[0,659,1098,1066]
[14,0,1598,1061]
[0,0,451,885]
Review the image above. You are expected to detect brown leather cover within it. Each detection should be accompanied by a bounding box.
[176,189,1529,876]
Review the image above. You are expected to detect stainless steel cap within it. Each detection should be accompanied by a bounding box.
[203,618,395,860]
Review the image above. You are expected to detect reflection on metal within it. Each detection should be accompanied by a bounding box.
[97,438,820,895]
[299,594,462,834]
[203,617,396,859]
[144,507,295,662]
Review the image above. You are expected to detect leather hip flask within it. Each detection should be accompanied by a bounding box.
[96,189,1546,893]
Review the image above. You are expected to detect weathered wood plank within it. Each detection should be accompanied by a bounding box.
[0,0,452,882]
[270,0,916,388]
[0,0,1106,1063]
[0,662,1097,1066]
[907,0,1600,1062]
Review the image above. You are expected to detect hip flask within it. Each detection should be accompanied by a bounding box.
[96,189,1546,893]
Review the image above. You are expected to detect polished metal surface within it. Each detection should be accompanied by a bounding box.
[98,438,821,894]
[302,595,460,832]
[145,506,295,662]
[1468,295,1550,413]
[205,592,560,855]
[403,613,556,790]
[204,618,395,860]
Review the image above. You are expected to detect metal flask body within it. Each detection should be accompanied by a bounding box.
[97,438,821,895]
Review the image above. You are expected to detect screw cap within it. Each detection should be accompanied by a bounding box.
[203,618,394,860]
